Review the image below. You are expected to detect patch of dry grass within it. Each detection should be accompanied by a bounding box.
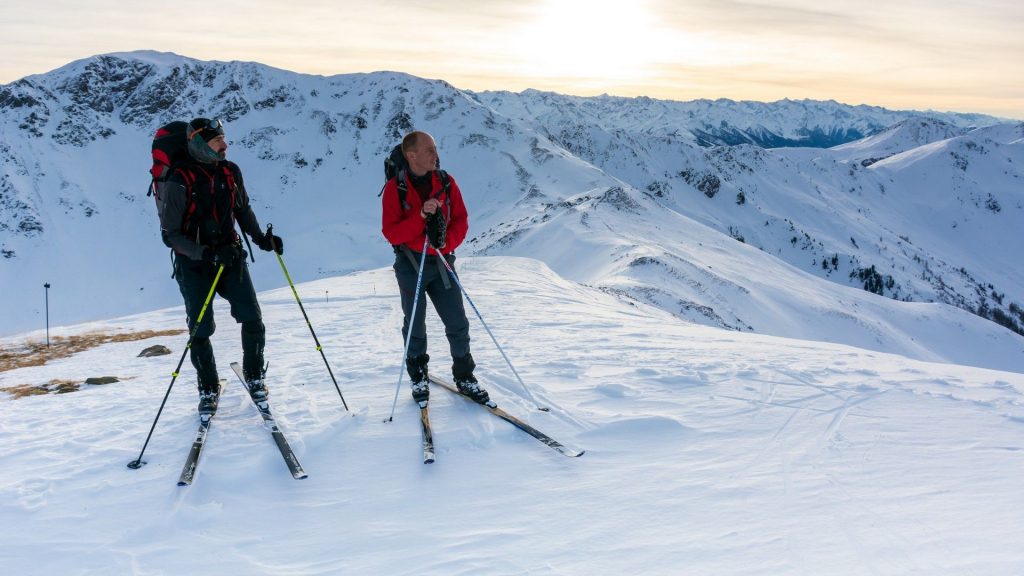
[3,379,81,399]
[0,329,186,373]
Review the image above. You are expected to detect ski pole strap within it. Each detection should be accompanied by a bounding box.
[241,226,255,263]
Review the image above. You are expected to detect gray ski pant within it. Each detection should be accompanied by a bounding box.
[393,250,471,363]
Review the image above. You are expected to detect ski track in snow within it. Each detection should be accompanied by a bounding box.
[1,258,1023,575]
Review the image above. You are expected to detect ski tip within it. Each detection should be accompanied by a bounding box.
[294,472,309,480]
[424,456,435,464]
[176,480,190,487]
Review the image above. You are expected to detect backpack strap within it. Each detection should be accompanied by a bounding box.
[222,164,234,190]
[438,170,451,194]
[222,164,238,215]
[174,164,237,242]
[173,167,200,230]
[399,244,453,290]
[396,169,410,211]
[438,170,451,216]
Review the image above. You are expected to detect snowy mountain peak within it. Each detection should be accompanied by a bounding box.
[831,117,968,164]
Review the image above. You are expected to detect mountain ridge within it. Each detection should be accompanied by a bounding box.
[1,51,1021,373]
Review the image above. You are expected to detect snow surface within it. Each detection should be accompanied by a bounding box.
[2,257,1023,575]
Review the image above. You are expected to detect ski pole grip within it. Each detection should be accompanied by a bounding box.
[266,223,279,254]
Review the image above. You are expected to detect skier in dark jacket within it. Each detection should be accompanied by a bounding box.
[381,130,489,405]
[160,117,283,414]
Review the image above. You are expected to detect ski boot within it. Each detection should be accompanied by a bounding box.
[455,375,490,405]
[198,388,220,415]
[407,354,430,403]
[243,364,269,402]
[247,378,268,402]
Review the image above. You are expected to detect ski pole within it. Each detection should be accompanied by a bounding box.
[436,254,548,411]
[128,264,225,469]
[266,224,349,411]
[386,237,430,422]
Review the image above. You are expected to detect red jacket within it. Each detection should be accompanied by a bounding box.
[381,171,468,255]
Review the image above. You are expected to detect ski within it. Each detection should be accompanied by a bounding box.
[177,379,225,486]
[420,400,435,464]
[230,362,308,480]
[428,376,585,458]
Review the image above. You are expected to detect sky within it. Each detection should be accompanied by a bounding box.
[1,0,1021,118]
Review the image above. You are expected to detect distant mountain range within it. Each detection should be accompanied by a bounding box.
[471,89,998,148]
[1,51,1021,372]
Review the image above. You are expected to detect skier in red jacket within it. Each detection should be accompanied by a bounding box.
[381,130,489,405]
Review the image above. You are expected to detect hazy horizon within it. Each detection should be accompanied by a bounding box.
[1,0,1021,120]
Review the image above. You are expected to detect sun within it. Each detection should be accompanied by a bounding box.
[515,0,669,86]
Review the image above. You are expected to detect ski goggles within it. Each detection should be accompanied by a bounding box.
[188,118,224,141]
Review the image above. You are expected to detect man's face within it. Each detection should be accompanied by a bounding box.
[208,135,228,156]
[406,136,438,176]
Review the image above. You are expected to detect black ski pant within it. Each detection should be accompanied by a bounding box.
[174,255,265,391]
[394,251,471,369]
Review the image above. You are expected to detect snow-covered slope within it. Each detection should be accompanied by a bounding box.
[830,117,970,164]
[471,91,1024,351]
[468,185,1024,372]
[2,258,1022,575]
[1,51,1022,374]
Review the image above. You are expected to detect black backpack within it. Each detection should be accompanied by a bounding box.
[380,143,450,210]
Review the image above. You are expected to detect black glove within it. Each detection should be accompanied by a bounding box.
[424,211,447,250]
[204,244,245,268]
[256,233,284,255]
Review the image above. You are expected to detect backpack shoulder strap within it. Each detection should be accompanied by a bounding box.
[396,169,409,210]
[173,166,196,191]
[222,163,239,209]
[172,166,198,222]
[438,170,452,210]
[387,170,447,212]
[224,161,244,184]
